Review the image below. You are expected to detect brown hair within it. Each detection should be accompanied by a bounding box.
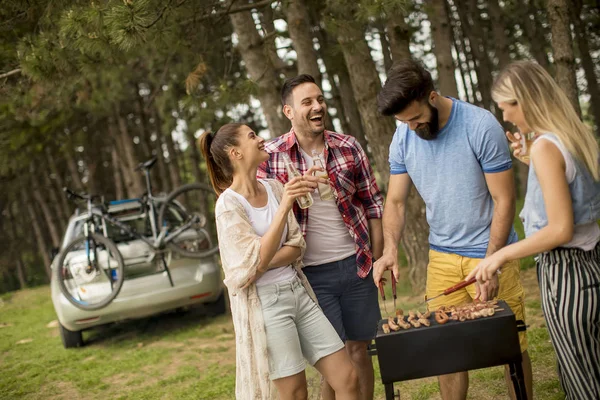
[198,123,243,196]
[281,74,316,106]
[377,59,435,116]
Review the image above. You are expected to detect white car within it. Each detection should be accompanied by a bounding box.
[51,199,225,348]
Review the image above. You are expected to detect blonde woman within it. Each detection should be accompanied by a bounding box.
[467,61,600,399]
[199,123,359,400]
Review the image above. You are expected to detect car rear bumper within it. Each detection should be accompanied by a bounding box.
[52,260,223,331]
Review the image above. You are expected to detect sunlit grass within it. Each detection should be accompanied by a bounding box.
[0,266,561,399]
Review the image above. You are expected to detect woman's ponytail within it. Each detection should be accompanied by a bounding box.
[198,124,242,196]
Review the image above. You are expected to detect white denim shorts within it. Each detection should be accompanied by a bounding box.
[257,276,344,380]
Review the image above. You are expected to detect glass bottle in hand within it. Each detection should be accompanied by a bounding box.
[519,131,536,162]
[311,149,335,201]
[281,153,313,209]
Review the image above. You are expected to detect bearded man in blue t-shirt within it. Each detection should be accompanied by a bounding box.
[373,60,532,400]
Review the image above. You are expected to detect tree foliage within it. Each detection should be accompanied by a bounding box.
[1,0,598,293]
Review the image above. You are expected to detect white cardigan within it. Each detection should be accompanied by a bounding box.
[215,179,318,400]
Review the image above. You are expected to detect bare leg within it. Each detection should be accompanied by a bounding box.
[346,340,374,400]
[320,377,336,400]
[314,348,360,400]
[320,340,373,400]
[273,371,309,400]
[505,350,533,400]
[438,372,469,400]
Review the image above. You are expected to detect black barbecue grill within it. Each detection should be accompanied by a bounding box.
[373,300,527,399]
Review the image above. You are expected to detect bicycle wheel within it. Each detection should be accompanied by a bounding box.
[55,233,125,311]
[157,183,219,259]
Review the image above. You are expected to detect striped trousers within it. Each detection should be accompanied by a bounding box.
[537,243,600,399]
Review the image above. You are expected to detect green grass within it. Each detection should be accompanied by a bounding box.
[0,267,563,399]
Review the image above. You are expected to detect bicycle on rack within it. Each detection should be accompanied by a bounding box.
[55,157,218,311]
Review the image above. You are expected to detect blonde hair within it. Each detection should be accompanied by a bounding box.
[492,61,599,180]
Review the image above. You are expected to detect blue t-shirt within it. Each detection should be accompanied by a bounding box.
[389,98,518,258]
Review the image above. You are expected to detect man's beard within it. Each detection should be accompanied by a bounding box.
[414,104,440,140]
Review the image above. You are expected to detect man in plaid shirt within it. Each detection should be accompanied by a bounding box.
[257,74,383,400]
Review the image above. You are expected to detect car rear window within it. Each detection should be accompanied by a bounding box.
[66,202,187,245]
[68,208,151,244]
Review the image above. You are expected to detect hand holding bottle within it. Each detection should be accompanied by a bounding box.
[311,150,335,201]
[281,177,315,211]
[506,131,530,166]
[281,153,315,209]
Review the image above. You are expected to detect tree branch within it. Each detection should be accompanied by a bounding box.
[182,0,277,25]
[215,0,274,17]
[0,69,22,79]
[140,0,175,29]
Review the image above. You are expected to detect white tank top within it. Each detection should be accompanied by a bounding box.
[536,135,600,251]
[299,148,356,266]
[223,180,297,286]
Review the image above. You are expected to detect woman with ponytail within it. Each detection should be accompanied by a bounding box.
[467,61,600,399]
[199,123,359,400]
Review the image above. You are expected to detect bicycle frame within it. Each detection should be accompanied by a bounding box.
[79,185,198,257]
[132,165,199,249]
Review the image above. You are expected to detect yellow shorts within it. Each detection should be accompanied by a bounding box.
[426,249,528,353]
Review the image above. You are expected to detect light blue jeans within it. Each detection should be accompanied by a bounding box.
[257,276,344,380]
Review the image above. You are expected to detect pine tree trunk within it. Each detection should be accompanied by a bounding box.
[162,128,182,189]
[64,140,84,192]
[335,65,370,152]
[134,97,162,191]
[571,0,600,134]
[134,97,153,159]
[259,3,294,80]
[114,108,145,196]
[229,7,289,137]
[333,20,430,291]
[21,189,51,279]
[185,130,204,183]
[378,23,393,72]
[45,148,72,219]
[449,2,474,103]
[312,17,369,150]
[155,137,171,193]
[153,108,181,190]
[425,0,459,98]
[401,188,430,291]
[486,0,511,70]
[41,163,68,231]
[546,0,582,116]
[386,17,411,63]
[109,120,136,198]
[285,0,321,82]
[111,145,125,200]
[334,26,395,179]
[520,1,551,70]
[86,159,100,198]
[449,0,481,105]
[15,259,27,289]
[30,166,61,248]
[8,203,27,289]
[165,132,182,188]
[456,0,494,111]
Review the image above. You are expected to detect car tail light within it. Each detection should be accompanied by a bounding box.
[190,292,211,300]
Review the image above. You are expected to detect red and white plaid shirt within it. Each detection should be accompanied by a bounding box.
[257,129,384,278]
